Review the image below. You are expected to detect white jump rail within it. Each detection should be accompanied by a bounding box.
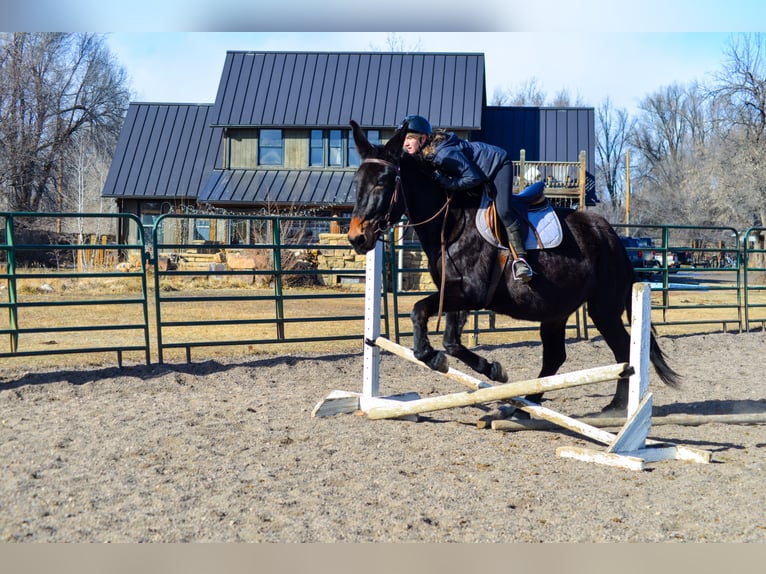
[311,240,712,471]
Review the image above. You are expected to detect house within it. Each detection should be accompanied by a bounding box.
[102,51,595,243]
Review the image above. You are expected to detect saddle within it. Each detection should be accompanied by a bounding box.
[476,181,563,251]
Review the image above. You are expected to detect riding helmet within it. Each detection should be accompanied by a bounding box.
[400,114,432,135]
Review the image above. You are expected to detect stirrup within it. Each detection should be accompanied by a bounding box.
[511,258,533,282]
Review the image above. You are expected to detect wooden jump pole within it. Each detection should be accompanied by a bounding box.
[490,412,766,432]
[366,362,629,420]
[311,239,422,418]
[373,336,491,392]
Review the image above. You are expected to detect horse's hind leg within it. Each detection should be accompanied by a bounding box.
[588,311,631,413]
[525,318,568,404]
[442,311,508,382]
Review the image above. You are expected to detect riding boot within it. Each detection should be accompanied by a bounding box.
[506,222,532,282]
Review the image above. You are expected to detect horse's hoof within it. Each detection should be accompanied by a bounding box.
[510,408,531,420]
[489,361,508,383]
[598,402,627,417]
[427,351,449,373]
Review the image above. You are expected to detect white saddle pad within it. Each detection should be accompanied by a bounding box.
[476,193,563,250]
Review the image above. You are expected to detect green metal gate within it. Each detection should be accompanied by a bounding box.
[149,213,382,363]
[743,226,766,331]
[0,212,151,366]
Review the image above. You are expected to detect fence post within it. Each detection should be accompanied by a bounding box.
[271,217,285,340]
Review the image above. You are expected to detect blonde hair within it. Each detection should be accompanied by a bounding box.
[421,129,449,159]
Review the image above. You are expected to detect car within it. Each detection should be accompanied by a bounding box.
[632,237,681,274]
[634,237,657,267]
[620,236,662,277]
[618,236,645,269]
[670,248,694,266]
[652,249,680,271]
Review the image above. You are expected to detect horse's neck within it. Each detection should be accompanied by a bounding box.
[399,161,480,254]
[407,200,478,262]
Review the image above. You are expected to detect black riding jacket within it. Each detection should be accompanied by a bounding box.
[424,132,511,192]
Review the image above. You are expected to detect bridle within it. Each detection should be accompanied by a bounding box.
[361,156,453,330]
[361,158,403,234]
[361,157,451,234]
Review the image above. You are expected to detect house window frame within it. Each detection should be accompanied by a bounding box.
[225,128,284,169]
[309,128,380,168]
[258,128,283,166]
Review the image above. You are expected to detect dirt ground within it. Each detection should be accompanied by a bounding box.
[1,330,765,542]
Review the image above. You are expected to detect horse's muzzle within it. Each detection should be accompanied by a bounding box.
[347,216,373,254]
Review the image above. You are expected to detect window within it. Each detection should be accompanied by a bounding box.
[193,219,210,241]
[139,201,163,237]
[309,130,324,166]
[258,129,283,165]
[329,130,343,166]
[310,129,379,168]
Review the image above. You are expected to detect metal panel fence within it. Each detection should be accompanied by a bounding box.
[613,223,745,334]
[743,226,766,331]
[150,213,384,363]
[0,212,151,366]
[1,212,765,367]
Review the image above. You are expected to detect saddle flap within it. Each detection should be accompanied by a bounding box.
[477,192,563,251]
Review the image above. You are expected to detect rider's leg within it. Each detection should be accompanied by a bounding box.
[506,220,532,281]
[494,163,532,282]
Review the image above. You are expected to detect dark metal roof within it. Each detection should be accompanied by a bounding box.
[102,103,222,200]
[198,169,357,207]
[479,107,598,205]
[210,51,486,130]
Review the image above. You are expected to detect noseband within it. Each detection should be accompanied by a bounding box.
[362,158,403,233]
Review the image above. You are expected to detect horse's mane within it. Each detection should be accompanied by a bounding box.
[399,152,483,212]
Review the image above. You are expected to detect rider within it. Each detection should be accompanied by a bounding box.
[399,114,533,282]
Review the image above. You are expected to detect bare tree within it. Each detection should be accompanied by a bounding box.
[595,97,632,206]
[492,77,547,106]
[629,83,716,224]
[549,88,587,108]
[0,33,130,213]
[367,33,423,53]
[710,33,766,227]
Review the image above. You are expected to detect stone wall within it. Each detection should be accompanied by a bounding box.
[315,233,435,291]
[315,233,367,287]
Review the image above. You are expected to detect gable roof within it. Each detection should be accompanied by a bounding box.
[102,103,222,200]
[210,51,486,130]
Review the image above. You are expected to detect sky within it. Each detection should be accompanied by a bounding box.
[4,1,766,117]
[103,31,739,116]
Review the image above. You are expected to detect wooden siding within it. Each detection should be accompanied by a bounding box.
[103,52,596,210]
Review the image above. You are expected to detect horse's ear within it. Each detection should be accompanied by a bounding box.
[384,122,407,158]
[350,120,374,158]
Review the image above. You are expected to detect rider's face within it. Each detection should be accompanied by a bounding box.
[403,132,426,154]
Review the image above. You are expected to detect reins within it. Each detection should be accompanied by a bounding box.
[362,157,453,331]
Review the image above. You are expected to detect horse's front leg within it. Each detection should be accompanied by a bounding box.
[411,293,449,372]
[442,311,508,382]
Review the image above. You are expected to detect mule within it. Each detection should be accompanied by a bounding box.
[347,120,680,413]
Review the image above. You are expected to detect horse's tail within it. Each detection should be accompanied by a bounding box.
[625,279,682,389]
[649,329,682,388]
